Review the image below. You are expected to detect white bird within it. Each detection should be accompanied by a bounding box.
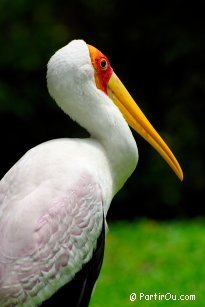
[0,40,183,306]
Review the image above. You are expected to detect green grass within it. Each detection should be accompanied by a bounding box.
[90,219,205,307]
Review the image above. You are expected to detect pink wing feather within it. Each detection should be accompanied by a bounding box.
[0,173,103,306]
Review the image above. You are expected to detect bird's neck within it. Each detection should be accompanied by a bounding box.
[77,90,139,194]
[92,103,138,194]
[56,86,138,195]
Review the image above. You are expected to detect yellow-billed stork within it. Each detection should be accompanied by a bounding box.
[0,40,183,306]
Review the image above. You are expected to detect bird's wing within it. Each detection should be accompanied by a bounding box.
[41,213,105,307]
[0,172,104,307]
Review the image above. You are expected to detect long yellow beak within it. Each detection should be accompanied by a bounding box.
[108,72,183,181]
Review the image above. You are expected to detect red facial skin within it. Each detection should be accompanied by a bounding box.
[88,45,113,94]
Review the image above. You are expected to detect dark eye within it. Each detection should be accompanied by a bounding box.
[100,58,108,70]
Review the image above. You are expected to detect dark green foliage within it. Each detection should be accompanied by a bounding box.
[0,0,204,219]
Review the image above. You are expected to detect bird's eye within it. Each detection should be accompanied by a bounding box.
[100,58,108,70]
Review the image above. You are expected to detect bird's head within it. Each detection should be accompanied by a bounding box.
[47,39,183,181]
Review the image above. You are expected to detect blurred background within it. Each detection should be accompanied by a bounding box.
[0,0,204,220]
[0,0,204,306]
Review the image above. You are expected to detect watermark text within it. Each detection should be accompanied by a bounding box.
[129,292,196,302]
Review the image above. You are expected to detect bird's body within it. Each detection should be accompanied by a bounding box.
[0,140,106,306]
[0,40,182,306]
[0,136,136,306]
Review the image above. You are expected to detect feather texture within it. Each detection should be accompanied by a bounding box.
[0,139,110,306]
[41,214,105,307]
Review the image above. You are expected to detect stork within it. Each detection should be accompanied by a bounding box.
[0,40,183,306]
